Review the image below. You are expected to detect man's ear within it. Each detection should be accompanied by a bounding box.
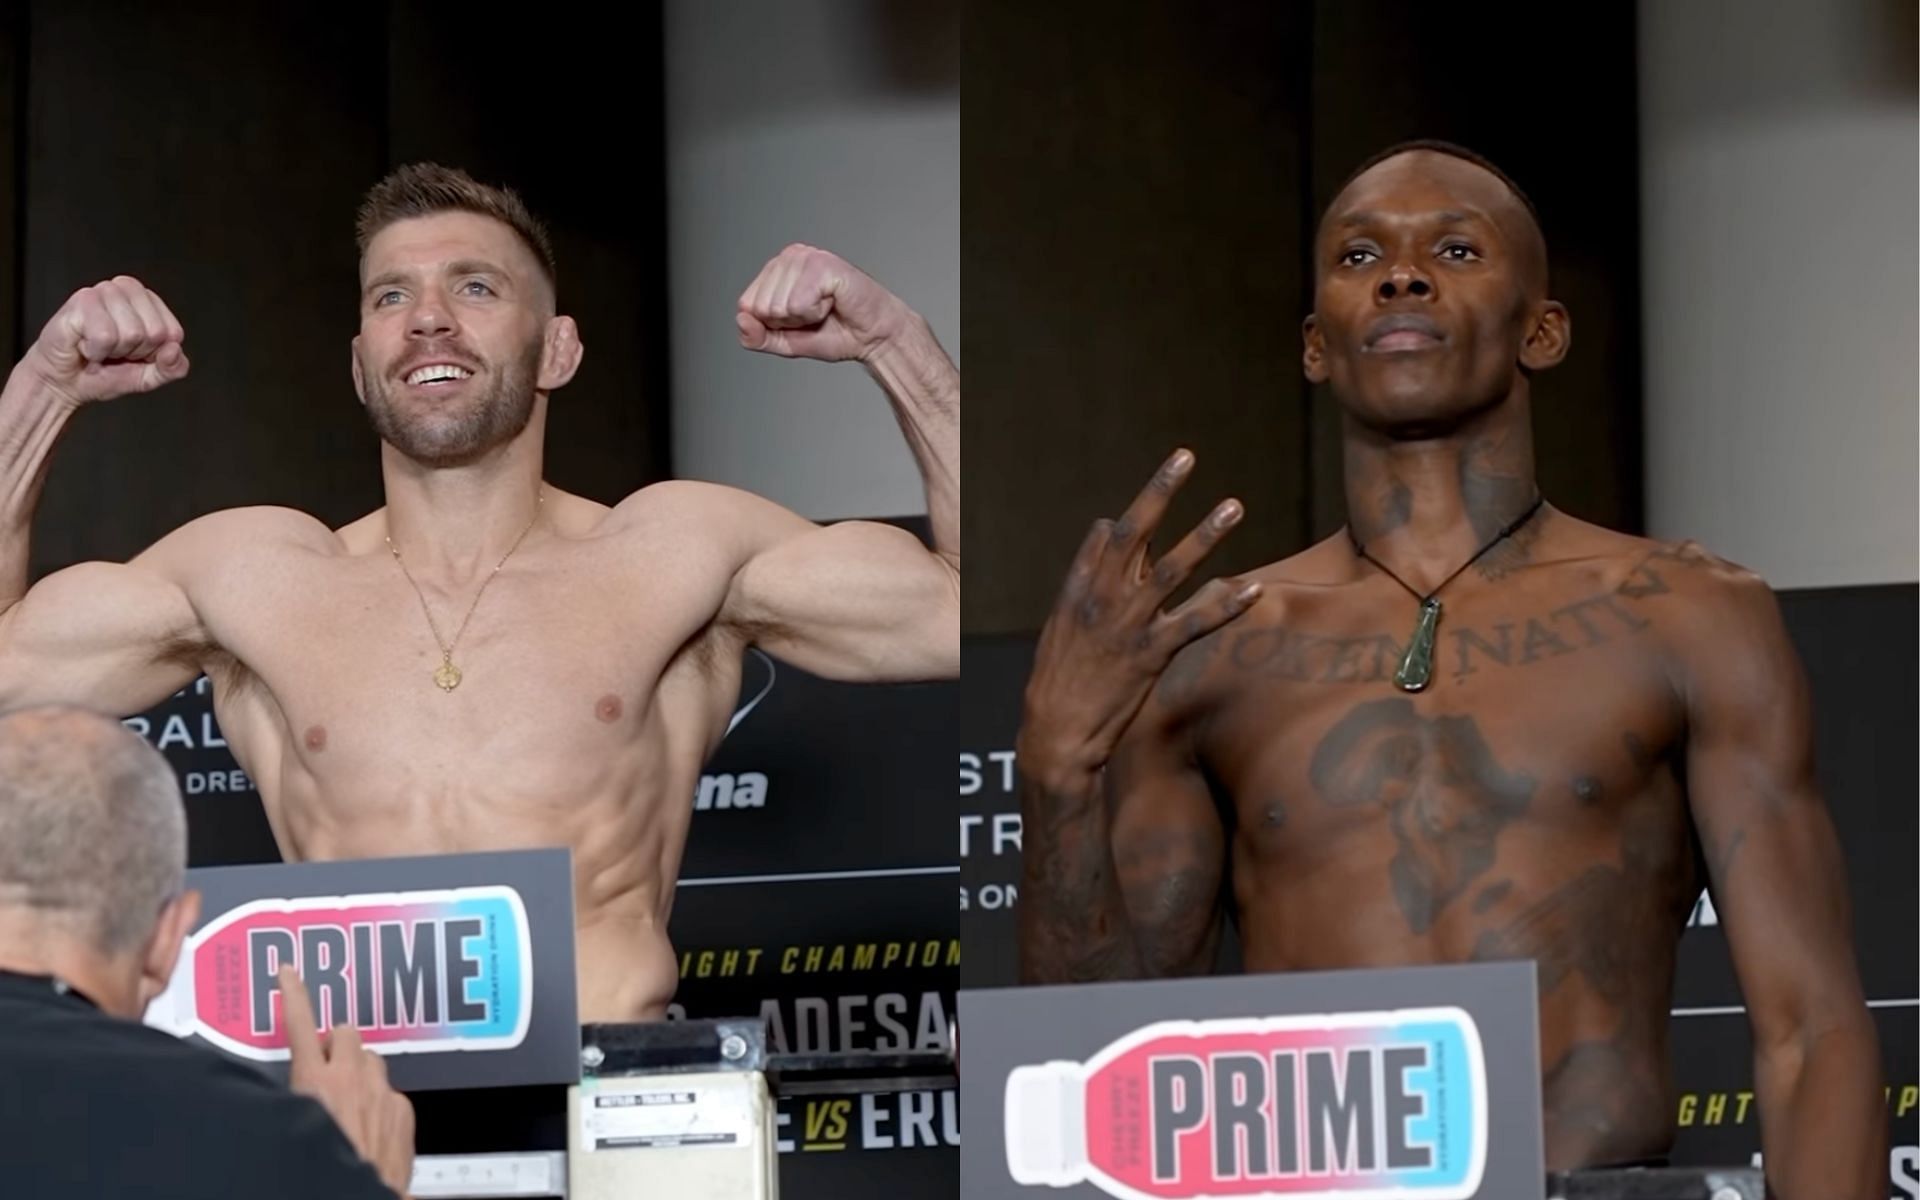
[538,316,584,392]
[1302,313,1329,384]
[1519,300,1571,371]
[137,889,201,1015]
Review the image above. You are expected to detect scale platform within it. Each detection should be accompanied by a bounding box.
[411,1018,957,1198]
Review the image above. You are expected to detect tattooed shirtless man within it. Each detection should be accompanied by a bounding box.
[1017,143,1879,1195]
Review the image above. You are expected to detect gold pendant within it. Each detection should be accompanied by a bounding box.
[433,659,463,691]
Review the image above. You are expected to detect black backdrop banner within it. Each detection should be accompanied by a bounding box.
[666,652,959,1190]
[135,649,957,1196]
[961,584,1919,1196]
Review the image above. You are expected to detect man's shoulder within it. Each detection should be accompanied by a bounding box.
[161,504,341,560]
[1584,529,1773,610]
[605,479,814,562]
[1552,526,1790,685]
[608,478,776,524]
[1464,507,1768,608]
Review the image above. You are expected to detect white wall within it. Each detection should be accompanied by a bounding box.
[663,1,959,521]
[1638,0,1918,587]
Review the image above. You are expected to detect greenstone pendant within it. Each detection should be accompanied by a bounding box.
[1394,598,1442,692]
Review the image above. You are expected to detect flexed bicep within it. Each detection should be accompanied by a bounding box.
[0,557,206,715]
[0,505,295,715]
[726,516,958,682]
[609,478,956,684]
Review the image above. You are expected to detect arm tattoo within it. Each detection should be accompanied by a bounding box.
[1017,779,1144,983]
[1114,827,1225,976]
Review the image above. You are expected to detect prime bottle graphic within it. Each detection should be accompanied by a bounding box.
[1004,1008,1487,1200]
[146,885,532,1059]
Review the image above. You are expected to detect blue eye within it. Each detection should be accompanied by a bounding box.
[462,280,495,297]
[375,290,404,306]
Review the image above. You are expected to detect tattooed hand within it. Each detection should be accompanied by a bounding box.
[1018,449,1262,783]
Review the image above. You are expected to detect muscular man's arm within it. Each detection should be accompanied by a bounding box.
[0,520,213,715]
[720,245,959,681]
[1019,704,1225,983]
[0,280,211,714]
[1677,558,1881,1200]
[623,477,956,683]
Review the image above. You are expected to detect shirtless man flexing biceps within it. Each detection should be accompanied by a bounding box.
[0,164,959,1022]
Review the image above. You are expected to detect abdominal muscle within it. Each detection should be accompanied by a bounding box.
[250,726,703,1025]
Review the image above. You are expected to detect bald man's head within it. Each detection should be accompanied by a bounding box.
[1302,141,1570,431]
[0,707,185,954]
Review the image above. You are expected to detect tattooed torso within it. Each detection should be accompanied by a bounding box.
[1142,517,1720,1167]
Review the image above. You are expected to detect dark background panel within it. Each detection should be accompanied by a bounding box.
[958,634,1032,989]
[776,1110,957,1196]
[960,584,1920,1172]
[1772,585,1919,1003]
[670,867,958,1190]
[0,4,20,369]
[1671,584,1919,1008]
[1303,0,1644,541]
[963,0,1315,635]
[964,0,1643,634]
[686,650,955,878]
[668,873,955,1049]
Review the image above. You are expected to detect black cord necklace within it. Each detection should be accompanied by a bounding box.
[1347,492,1546,693]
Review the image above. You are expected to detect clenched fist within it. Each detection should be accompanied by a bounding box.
[735,244,910,363]
[24,276,190,406]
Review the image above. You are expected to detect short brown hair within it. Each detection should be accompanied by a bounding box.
[356,162,557,296]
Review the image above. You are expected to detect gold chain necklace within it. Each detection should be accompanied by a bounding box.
[384,491,543,692]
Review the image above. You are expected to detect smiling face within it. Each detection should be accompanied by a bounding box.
[1303,150,1566,435]
[352,211,556,467]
